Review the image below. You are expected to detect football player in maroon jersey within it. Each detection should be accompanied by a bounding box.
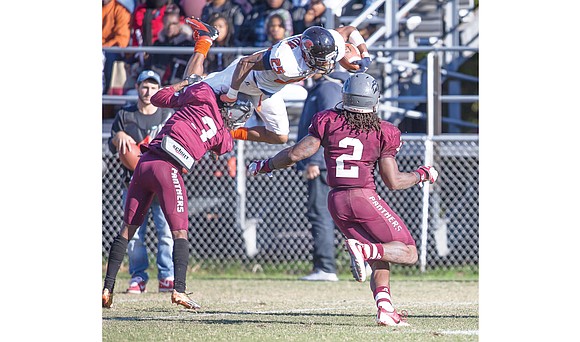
[249,73,439,326]
[102,19,252,310]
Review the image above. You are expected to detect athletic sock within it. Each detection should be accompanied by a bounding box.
[362,242,384,260]
[194,39,212,58]
[104,235,128,292]
[373,286,395,311]
[173,238,190,293]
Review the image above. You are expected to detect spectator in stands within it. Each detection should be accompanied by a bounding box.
[200,0,245,45]
[232,0,253,15]
[265,13,289,46]
[291,0,327,34]
[150,4,196,85]
[203,13,237,74]
[102,0,132,94]
[238,0,293,47]
[296,71,349,282]
[177,0,205,19]
[108,70,176,295]
[129,0,169,77]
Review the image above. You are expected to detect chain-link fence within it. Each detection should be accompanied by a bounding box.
[102,135,478,275]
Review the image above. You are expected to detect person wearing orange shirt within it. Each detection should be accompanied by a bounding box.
[102,0,132,94]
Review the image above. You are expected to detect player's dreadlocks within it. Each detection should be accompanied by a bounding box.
[339,107,382,133]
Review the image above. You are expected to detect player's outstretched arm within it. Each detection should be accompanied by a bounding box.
[221,52,265,103]
[150,75,200,108]
[335,25,372,72]
[249,135,321,175]
[378,157,439,190]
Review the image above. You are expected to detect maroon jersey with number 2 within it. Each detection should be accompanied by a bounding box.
[308,109,416,246]
[123,82,233,231]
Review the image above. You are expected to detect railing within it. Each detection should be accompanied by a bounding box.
[102,46,478,131]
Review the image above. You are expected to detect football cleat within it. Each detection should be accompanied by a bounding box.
[376,307,409,326]
[171,290,201,310]
[345,239,367,282]
[158,278,174,293]
[185,17,219,42]
[126,276,147,294]
[102,288,113,308]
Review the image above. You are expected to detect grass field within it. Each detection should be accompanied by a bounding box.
[102,274,478,341]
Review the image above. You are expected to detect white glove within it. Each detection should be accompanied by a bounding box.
[415,166,439,187]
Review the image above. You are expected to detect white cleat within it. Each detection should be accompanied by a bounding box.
[376,307,409,326]
[345,239,366,282]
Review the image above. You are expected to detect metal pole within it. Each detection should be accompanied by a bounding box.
[419,52,441,272]
[445,0,461,132]
[236,140,258,257]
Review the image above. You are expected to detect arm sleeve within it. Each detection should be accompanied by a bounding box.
[211,132,235,156]
[380,122,402,158]
[299,85,341,169]
[150,87,180,108]
[308,111,326,142]
[261,49,273,70]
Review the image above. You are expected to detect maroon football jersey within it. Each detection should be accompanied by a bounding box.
[149,82,233,161]
[308,109,401,190]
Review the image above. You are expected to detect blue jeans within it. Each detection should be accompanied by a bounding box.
[122,190,174,282]
[306,171,337,273]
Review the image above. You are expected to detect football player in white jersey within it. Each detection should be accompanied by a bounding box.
[184,25,372,144]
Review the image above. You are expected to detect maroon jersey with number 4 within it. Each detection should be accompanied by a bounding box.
[308,109,401,190]
[149,82,233,161]
[123,82,233,231]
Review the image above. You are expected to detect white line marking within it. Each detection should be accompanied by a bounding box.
[439,330,479,335]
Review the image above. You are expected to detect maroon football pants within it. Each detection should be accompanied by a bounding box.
[328,187,416,246]
[124,151,190,231]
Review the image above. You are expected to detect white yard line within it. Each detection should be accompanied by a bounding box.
[439,330,479,335]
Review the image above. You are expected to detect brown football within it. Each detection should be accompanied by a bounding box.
[339,43,361,72]
[118,142,141,171]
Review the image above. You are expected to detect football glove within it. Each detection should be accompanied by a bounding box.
[220,93,237,104]
[415,166,439,188]
[353,56,372,73]
[248,159,273,177]
[220,87,238,104]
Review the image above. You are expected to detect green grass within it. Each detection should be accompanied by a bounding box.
[102,273,478,341]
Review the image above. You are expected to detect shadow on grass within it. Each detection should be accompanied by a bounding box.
[103,309,478,325]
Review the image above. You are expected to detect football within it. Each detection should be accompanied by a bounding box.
[338,43,361,72]
[118,142,141,171]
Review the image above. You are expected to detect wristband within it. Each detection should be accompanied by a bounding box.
[226,87,239,99]
[361,51,371,59]
[348,30,366,47]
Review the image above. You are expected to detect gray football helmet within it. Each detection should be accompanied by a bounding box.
[219,93,254,130]
[342,73,380,113]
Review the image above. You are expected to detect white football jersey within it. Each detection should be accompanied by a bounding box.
[252,30,346,96]
[252,35,314,96]
[203,30,346,99]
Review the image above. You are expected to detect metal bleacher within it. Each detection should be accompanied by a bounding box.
[103,0,479,134]
[331,0,479,131]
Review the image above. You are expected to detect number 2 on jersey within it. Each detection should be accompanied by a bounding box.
[336,137,363,178]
